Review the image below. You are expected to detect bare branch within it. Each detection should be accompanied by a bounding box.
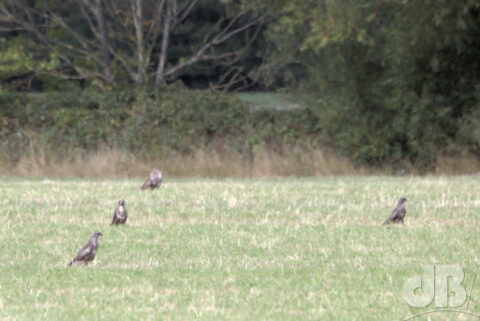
[1,0,268,88]
[52,0,113,83]
[155,0,173,85]
[144,0,167,68]
[94,0,113,83]
[164,13,266,78]
[213,14,265,45]
[48,13,95,50]
[132,0,146,83]
[108,49,138,82]
[1,1,112,82]
[79,3,100,39]
[172,0,198,29]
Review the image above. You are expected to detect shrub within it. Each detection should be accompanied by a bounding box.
[0,88,324,165]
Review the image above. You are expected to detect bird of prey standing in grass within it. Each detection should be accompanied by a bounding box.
[383,197,407,225]
[111,200,128,225]
[141,169,162,190]
[68,232,102,266]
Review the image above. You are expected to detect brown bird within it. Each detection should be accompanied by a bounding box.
[140,169,162,190]
[383,197,407,225]
[68,231,102,266]
[111,200,128,225]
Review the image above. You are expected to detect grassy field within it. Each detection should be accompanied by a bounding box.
[0,176,480,320]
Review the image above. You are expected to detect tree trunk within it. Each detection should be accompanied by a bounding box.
[155,0,173,86]
[95,0,113,84]
[133,0,146,84]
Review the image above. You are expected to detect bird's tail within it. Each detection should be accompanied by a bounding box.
[68,260,73,266]
[141,179,152,190]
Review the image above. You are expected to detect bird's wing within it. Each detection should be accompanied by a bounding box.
[74,243,92,261]
[383,208,399,225]
[111,209,118,224]
[141,178,152,190]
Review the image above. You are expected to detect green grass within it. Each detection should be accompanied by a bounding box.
[1,176,480,320]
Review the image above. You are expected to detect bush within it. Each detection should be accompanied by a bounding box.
[0,88,324,165]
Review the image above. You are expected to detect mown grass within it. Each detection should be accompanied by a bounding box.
[0,176,480,320]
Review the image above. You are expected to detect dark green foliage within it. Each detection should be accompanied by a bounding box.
[0,88,245,159]
[0,88,323,164]
[265,0,480,169]
[252,108,321,147]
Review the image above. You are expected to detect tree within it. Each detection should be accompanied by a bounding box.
[263,0,480,168]
[0,35,59,92]
[0,0,267,87]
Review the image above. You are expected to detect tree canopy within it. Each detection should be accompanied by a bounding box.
[262,0,480,168]
[0,0,268,90]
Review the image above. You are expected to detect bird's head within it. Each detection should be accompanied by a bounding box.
[92,231,103,238]
[399,197,407,203]
[118,200,125,206]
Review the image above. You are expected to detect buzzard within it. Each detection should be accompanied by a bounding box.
[383,197,407,225]
[141,169,162,190]
[68,231,102,266]
[111,200,128,225]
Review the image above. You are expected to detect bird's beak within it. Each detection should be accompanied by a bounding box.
[99,232,103,237]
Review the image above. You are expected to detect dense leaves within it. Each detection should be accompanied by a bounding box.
[266,0,480,169]
[0,88,322,163]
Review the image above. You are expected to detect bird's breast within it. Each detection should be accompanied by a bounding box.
[118,206,127,216]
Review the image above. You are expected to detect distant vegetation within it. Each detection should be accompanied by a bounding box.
[1,1,479,174]
[235,93,300,111]
[0,88,331,176]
